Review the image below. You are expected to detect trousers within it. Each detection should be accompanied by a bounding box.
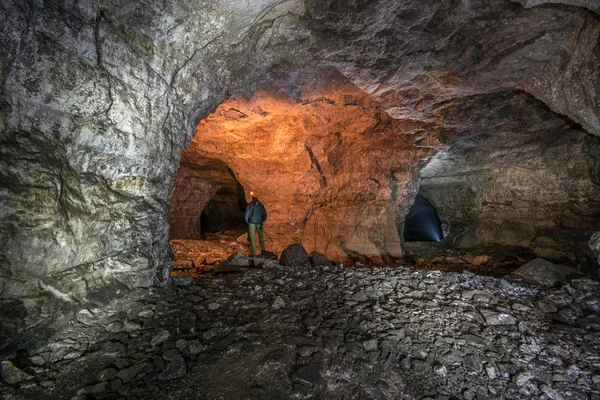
[248,223,265,255]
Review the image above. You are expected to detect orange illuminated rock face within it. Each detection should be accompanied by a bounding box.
[180,69,452,262]
[169,160,240,239]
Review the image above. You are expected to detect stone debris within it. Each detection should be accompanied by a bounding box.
[1,262,600,399]
[279,244,311,268]
[591,232,600,275]
[1,361,31,385]
[510,258,584,287]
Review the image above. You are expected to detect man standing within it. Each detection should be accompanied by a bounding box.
[245,192,267,257]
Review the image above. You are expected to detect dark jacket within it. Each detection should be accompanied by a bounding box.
[245,199,267,225]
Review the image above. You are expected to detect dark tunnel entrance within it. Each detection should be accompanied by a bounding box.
[200,181,247,234]
[169,161,248,240]
[403,193,443,242]
[169,161,251,277]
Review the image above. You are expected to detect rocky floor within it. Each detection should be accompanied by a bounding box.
[2,259,600,400]
[170,231,248,278]
[170,233,533,278]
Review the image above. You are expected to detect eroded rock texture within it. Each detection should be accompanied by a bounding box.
[1,0,599,356]
[169,161,244,239]
[591,232,600,271]
[185,69,439,261]
[185,73,599,265]
[418,91,600,266]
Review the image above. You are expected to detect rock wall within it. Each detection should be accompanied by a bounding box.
[418,91,600,269]
[511,0,600,15]
[169,162,244,239]
[185,69,441,262]
[591,232,600,271]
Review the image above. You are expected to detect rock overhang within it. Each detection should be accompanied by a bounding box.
[180,68,600,266]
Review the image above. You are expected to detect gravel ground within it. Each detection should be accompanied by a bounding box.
[2,259,600,399]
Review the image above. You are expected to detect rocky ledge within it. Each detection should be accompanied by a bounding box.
[1,261,600,399]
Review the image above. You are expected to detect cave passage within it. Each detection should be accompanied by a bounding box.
[169,162,251,277]
[200,180,247,234]
[4,1,600,399]
[169,159,248,240]
[403,193,444,242]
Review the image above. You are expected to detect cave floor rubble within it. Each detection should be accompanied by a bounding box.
[2,261,600,400]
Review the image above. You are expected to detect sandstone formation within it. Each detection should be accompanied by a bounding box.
[1,0,599,367]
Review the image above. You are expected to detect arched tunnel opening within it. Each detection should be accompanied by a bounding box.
[169,160,251,275]
[403,193,443,242]
[200,180,247,235]
[2,1,600,398]
[169,164,246,238]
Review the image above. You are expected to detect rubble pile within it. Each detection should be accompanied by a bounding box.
[2,259,599,399]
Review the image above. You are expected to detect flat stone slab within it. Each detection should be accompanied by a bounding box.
[509,258,583,287]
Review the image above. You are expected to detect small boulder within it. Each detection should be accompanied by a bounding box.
[1,361,30,384]
[310,252,333,267]
[159,354,186,380]
[115,363,147,384]
[77,382,107,396]
[509,258,582,287]
[223,251,250,267]
[150,330,170,346]
[280,244,311,268]
[213,252,250,273]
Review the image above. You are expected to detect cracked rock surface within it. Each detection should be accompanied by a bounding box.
[1,263,600,399]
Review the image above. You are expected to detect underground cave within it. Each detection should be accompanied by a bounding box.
[1,0,600,399]
[403,193,444,243]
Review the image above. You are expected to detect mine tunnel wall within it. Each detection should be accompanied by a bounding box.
[419,124,600,270]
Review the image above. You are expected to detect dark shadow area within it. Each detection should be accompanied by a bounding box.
[201,179,246,234]
[170,160,247,239]
[404,193,443,242]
